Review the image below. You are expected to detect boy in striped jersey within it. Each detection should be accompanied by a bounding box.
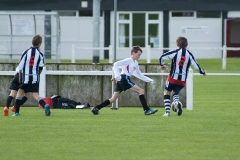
[91,46,158,115]
[12,34,51,116]
[159,36,206,117]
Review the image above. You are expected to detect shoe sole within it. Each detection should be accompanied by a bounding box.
[177,103,182,116]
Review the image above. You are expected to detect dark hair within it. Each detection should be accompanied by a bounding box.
[176,36,188,48]
[32,34,42,47]
[131,45,142,54]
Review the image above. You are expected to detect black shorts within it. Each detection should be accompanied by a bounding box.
[10,73,20,91]
[18,83,39,93]
[115,75,135,93]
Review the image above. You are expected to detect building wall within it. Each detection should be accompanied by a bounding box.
[169,14,222,59]
[0,10,239,61]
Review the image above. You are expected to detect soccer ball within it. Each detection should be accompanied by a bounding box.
[171,101,182,112]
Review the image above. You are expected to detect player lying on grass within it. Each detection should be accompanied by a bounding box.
[91,45,158,115]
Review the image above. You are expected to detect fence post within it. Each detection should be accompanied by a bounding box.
[186,68,193,110]
[147,45,151,63]
[109,45,113,63]
[71,45,75,63]
[222,45,227,70]
[39,67,46,98]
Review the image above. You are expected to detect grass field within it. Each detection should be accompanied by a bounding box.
[0,58,240,160]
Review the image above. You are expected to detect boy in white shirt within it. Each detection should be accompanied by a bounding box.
[91,46,158,115]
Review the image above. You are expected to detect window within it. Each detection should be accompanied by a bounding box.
[197,11,221,18]
[79,10,103,17]
[119,24,130,47]
[57,11,76,16]
[119,14,129,20]
[148,24,159,48]
[132,13,145,47]
[172,11,194,17]
[148,14,159,20]
[118,12,162,48]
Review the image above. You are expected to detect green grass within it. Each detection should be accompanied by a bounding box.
[1,102,240,160]
[0,58,240,160]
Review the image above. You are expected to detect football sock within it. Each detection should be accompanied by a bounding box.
[6,96,13,108]
[15,97,22,113]
[139,94,150,111]
[172,94,179,102]
[95,99,110,109]
[38,98,46,108]
[164,95,171,113]
[20,96,28,105]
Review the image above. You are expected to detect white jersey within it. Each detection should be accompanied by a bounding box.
[159,48,205,86]
[18,47,44,84]
[113,57,153,83]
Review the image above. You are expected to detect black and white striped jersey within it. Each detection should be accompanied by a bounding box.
[159,48,205,86]
[18,47,44,84]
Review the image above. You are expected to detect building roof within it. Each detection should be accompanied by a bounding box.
[0,0,239,11]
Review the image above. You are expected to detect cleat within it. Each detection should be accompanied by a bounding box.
[4,107,8,116]
[177,102,182,116]
[11,106,16,112]
[163,112,170,117]
[44,104,51,116]
[91,107,99,115]
[144,109,158,115]
[12,112,20,116]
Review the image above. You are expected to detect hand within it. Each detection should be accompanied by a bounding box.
[150,81,156,91]
[161,64,167,70]
[115,76,121,81]
[203,70,207,76]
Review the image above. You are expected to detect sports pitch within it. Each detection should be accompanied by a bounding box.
[0,58,240,160]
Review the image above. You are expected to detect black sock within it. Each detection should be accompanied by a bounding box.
[139,94,150,111]
[20,96,28,105]
[164,95,171,113]
[15,97,22,113]
[38,98,46,108]
[6,96,13,108]
[95,99,110,110]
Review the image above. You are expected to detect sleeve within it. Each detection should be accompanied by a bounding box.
[159,50,177,66]
[132,62,154,83]
[17,54,27,71]
[189,54,205,75]
[112,58,130,79]
[39,52,45,67]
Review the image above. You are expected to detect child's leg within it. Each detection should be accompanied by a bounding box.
[164,95,171,113]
